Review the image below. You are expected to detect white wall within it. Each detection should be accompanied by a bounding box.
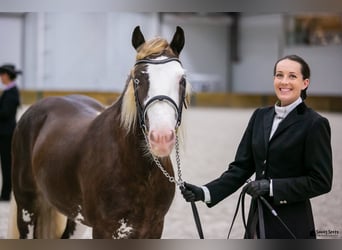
[3,13,341,96]
[284,45,342,96]
[232,14,283,94]
[23,12,159,92]
[0,14,24,87]
[162,16,230,92]
[23,13,231,93]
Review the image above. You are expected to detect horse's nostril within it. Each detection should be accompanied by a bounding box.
[149,130,175,144]
[150,131,159,143]
[165,130,175,142]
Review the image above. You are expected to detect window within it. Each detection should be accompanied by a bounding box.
[286,13,342,46]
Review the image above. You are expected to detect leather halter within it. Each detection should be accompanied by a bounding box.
[132,57,187,133]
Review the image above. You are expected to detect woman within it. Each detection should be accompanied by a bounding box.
[181,55,332,239]
[0,64,21,201]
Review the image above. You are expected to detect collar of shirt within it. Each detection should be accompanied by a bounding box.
[4,82,16,91]
[274,97,302,120]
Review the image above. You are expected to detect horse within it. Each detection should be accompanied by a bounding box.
[9,26,190,239]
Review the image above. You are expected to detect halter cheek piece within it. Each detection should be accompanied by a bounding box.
[132,57,187,133]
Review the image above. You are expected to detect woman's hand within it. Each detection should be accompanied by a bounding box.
[180,182,204,202]
[243,179,270,198]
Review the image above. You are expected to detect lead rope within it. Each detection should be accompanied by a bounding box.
[227,181,296,239]
[143,131,204,239]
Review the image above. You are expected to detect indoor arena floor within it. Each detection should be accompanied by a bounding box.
[1,106,341,239]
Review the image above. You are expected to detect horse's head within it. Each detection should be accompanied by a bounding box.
[121,26,190,158]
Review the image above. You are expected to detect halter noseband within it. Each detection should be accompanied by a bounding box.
[132,57,187,133]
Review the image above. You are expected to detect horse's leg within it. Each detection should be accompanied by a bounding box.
[7,194,19,239]
[61,219,76,238]
[92,219,135,239]
[92,227,113,239]
[34,200,67,238]
[62,219,92,239]
[62,220,93,239]
[15,197,37,239]
[92,223,162,239]
[16,197,67,239]
[148,220,164,239]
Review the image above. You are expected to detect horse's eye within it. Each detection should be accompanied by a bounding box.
[134,79,140,85]
[180,77,186,86]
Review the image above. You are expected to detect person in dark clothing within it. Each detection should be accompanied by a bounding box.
[181,55,333,239]
[0,64,21,201]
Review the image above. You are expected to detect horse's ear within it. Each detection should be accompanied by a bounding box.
[170,26,185,56]
[132,26,145,50]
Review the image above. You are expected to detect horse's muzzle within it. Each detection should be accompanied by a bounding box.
[148,129,176,157]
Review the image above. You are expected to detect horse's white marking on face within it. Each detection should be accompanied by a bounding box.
[112,218,133,239]
[146,56,185,131]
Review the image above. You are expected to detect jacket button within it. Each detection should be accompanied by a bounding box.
[263,160,267,165]
[261,170,265,175]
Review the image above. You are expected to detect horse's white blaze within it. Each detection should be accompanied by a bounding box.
[112,218,133,239]
[146,56,185,156]
[146,57,184,130]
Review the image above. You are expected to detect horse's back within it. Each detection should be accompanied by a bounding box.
[17,94,104,132]
[27,94,105,119]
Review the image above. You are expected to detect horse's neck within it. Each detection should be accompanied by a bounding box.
[87,100,173,180]
[90,99,144,154]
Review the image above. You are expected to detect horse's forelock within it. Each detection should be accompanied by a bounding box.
[136,38,175,60]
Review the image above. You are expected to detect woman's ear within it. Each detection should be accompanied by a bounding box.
[302,78,310,90]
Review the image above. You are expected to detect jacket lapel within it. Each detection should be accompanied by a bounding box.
[263,107,274,151]
[270,102,307,142]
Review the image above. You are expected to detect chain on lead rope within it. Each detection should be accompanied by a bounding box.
[143,131,184,188]
[143,129,205,239]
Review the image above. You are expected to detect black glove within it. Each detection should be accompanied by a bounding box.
[180,182,204,202]
[243,179,270,198]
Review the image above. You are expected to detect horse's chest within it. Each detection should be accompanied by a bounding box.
[135,172,175,213]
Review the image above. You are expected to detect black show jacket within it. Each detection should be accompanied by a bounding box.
[205,102,332,239]
[0,86,20,136]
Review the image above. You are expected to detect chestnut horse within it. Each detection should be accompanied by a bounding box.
[9,26,190,239]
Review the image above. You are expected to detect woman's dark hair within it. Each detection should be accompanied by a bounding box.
[7,72,17,81]
[273,54,310,100]
[0,64,22,81]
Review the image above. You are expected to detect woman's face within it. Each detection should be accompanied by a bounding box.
[0,73,11,85]
[274,59,309,106]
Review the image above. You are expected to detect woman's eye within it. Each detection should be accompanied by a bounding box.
[289,74,297,79]
[275,74,283,79]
